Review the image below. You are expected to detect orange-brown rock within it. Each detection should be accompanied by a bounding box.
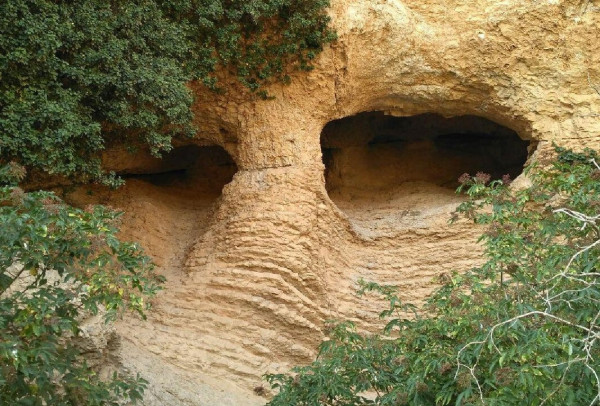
[68,0,600,403]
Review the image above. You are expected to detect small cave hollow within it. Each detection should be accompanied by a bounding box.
[122,144,238,195]
[109,144,237,269]
[67,144,238,272]
[321,112,530,228]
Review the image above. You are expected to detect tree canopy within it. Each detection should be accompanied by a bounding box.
[0,0,335,185]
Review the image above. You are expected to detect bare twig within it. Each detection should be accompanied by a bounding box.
[588,72,600,98]
[456,204,600,403]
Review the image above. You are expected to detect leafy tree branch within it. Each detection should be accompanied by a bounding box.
[266,147,600,406]
[0,163,164,404]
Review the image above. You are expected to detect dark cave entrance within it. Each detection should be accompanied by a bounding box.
[102,143,238,270]
[321,112,531,229]
[122,144,238,195]
[67,143,238,272]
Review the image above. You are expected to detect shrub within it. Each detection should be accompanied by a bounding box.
[266,147,600,405]
[0,164,164,404]
[0,0,335,185]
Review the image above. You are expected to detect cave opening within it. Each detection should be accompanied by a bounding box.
[321,112,530,229]
[85,143,238,270]
[122,144,238,195]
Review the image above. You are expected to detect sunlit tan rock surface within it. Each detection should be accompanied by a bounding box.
[68,0,600,403]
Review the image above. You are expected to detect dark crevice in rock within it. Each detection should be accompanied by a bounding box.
[121,145,238,193]
[322,112,530,193]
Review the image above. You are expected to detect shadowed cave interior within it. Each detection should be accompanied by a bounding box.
[321,112,530,230]
[122,144,238,193]
[68,144,239,270]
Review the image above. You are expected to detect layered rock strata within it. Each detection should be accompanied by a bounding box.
[70,1,600,403]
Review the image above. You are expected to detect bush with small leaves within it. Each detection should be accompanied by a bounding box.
[0,0,335,184]
[266,147,600,406]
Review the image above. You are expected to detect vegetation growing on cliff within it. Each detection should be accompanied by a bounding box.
[0,1,335,403]
[266,148,600,405]
[0,0,335,185]
[0,164,164,404]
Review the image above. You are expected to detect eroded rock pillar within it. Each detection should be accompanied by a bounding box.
[183,120,335,380]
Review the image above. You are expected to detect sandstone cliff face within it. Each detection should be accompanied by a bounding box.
[70,0,600,403]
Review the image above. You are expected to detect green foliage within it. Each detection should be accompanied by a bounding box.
[0,164,164,404]
[0,0,194,185]
[266,148,600,405]
[164,0,336,90]
[0,0,335,183]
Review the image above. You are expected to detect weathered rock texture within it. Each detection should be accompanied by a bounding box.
[69,0,600,404]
